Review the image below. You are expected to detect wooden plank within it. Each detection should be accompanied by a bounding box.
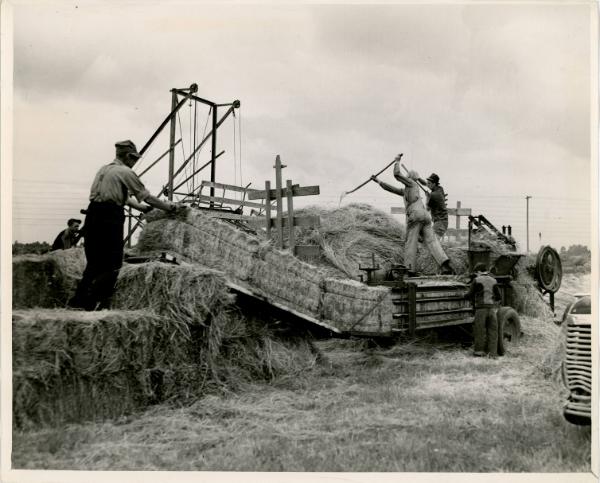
[274,155,284,249]
[391,206,472,216]
[449,208,472,216]
[200,180,260,194]
[203,211,262,222]
[226,280,342,334]
[247,185,320,200]
[196,194,265,209]
[286,179,295,251]
[265,180,272,239]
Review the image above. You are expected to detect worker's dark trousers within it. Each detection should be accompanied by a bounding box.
[70,202,125,311]
[473,307,498,356]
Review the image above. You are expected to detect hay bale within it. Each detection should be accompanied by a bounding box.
[12,309,198,429]
[12,248,85,309]
[137,216,257,281]
[113,261,234,326]
[321,278,393,333]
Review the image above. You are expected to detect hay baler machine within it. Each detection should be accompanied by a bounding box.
[358,256,521,338]
[357,219,562,337]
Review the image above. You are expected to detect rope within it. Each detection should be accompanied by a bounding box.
[176,110,190,197]
[189,101,193,193]
[176,111,187,167]
[233,110,238,197]
[238,108,243,187]
[193,101,197,194]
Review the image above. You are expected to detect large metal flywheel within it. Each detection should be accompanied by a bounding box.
[535,245,562,294]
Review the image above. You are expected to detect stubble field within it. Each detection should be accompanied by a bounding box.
[11,274,592,472]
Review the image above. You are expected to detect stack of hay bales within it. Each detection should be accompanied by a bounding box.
[138,207,396,334]
[12,261,321,428]
[12,248,85,308]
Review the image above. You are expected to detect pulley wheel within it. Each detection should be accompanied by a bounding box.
[535,245,562,293]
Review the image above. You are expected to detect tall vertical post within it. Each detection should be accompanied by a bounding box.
[167,90,178,201]
[468,219,472,250]
[274,155,284,248]
[265,180,272,239]
[210,105,217,206]
[526,195,531,253]
[286,179,295,252]
[456,200,462,242]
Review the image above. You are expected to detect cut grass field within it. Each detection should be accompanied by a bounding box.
[12,307,592,472]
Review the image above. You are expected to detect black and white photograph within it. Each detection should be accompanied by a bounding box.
[1,0,597,480]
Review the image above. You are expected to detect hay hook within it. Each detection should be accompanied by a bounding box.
[339,153,403,206]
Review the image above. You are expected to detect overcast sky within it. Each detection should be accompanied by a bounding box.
[7,1,595,251]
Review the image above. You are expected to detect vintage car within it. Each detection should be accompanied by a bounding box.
[561,294,592,425]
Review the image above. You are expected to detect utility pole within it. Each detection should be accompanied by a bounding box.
[526,195,531,253]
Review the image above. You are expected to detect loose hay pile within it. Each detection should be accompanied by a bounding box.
[294,204,406,278]
[12,248,85,309]
[295,203,472,277]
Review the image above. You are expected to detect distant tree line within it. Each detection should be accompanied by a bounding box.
[12,241,52,255]
[559,244,591,273]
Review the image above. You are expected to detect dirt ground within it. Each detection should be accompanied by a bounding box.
[11,274,593,472]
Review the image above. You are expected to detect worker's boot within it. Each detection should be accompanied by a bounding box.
[440,259,455,275]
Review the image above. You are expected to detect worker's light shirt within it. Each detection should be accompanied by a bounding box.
[89,158,150,206]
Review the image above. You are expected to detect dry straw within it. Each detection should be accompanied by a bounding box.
[12,248,85,309]
[13,262,322,428]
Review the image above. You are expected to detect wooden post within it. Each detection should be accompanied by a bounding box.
[265,180,272,239]
[455,200,461,242]
[210,106,218,206]
[286,179,295,252]
[274,155,284,248]
[167,90,178,201]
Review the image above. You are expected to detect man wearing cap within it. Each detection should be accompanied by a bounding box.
[371,160,454,276]
[51,218,82,251]
[69,140,178,311]
[466,263,503,357]
[419,173,448,239]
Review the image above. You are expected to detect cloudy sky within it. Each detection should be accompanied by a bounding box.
[6,1,595,251]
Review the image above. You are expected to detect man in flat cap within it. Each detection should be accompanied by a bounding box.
[372,158,454,275]
[419,172,448,240]
[69,140,178,311]
[51,218,82,251]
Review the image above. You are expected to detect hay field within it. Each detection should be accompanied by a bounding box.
[12,275,591,472]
